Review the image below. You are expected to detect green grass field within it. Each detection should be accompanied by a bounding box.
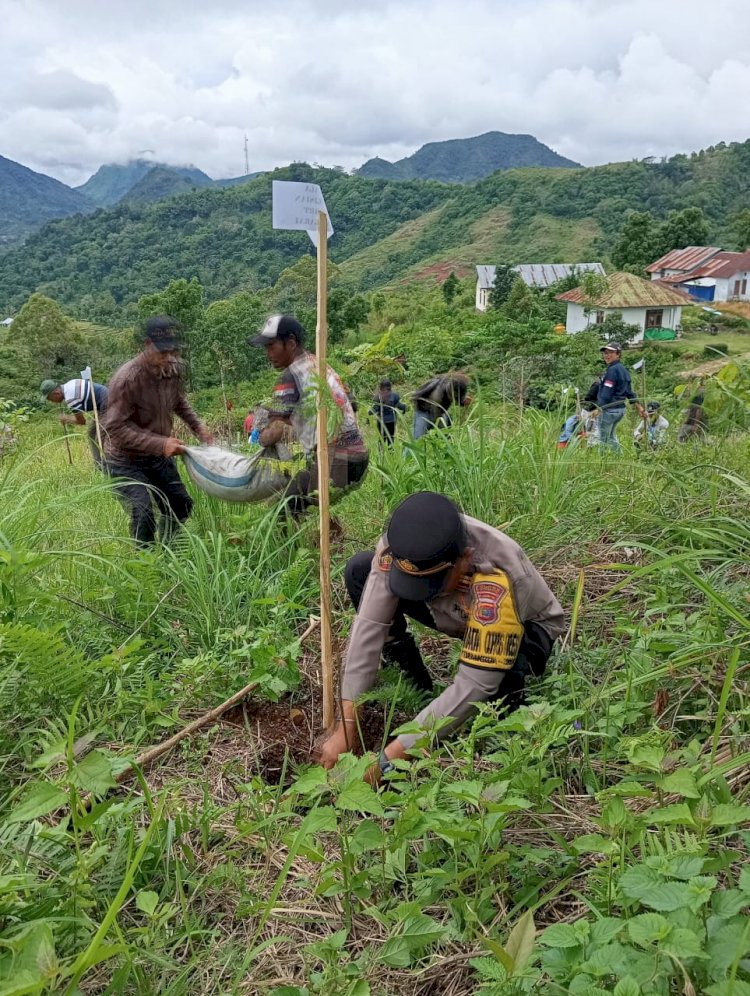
[1,406,749,994]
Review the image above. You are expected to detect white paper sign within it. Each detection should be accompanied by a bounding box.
[80,365,92,380]
[272,180,333,247]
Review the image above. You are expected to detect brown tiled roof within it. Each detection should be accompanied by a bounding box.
[690,250,750,278]
[645,246,722,274]
[556,271,691,308]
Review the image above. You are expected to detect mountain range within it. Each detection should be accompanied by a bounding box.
[0,131,579,250]
[1,138,749,318]
[358,131,578,182]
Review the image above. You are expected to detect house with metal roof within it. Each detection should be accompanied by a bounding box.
[475,262,605,311]
[650,249,750,302]
[646,246,723,281]
[556,271,690,341]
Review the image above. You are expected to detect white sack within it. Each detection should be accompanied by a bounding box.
[182,444,297,503]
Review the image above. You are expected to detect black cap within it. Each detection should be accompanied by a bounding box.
[646,400,660,412]
[249,314,305,347]
[385,492,466,601]
[144,315,182,352]
[600,341,622,353]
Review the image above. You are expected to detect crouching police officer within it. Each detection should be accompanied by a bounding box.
[319,492,565,774]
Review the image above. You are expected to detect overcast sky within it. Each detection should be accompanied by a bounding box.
[2,0,750,187]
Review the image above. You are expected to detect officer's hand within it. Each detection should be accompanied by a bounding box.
[318,724,353,769]
[163,437,186,458]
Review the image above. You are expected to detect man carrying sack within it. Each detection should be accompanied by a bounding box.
[101,316,214,545]
[319,492,565,775]
[249,314,369,516]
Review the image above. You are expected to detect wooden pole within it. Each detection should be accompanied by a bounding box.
[316,210,334,730]
[62,423,73,465]
[640,360,649,447]
[88,375,104,457]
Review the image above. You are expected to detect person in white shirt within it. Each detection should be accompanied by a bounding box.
[634,401,669,450]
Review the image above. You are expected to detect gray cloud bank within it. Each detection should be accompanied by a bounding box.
[1,0,750,186]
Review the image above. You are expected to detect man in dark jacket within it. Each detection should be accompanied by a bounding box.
[101,316,214,545]
[412,373,471,439]
[595,343,644,452]
[369,379,406,444]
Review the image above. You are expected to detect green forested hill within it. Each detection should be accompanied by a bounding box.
[0,155,93,251]
[77,160,214,207]
[1,140,750,314]
[358,131,579,182]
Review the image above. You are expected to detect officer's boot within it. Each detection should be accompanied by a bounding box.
[383,633,433,693]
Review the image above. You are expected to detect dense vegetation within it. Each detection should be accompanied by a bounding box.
[358,131,579,182]
[1,346,749,991]
[4,139,750,320]
[77,160,214,207]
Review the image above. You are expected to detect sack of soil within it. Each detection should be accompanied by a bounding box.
[182,443,300,503]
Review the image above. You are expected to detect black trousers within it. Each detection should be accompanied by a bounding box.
[377,420,397,445]
[285,453,369,517]
[344,551,554,701]
[106,455,193,546]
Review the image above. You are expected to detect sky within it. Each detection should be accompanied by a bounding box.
[2,0,750,187]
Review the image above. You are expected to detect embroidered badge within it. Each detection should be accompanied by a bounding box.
[378,552,393,572]
[603,379,615,388]
[471,580,506,624]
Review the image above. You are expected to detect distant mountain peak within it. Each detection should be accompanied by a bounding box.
[358,131,579,183]
[0,155,92,251]
[77,160,213,207]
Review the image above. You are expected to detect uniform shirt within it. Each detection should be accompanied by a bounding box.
[596,361,637,409]
[102,353,202,461]
[271,350,366,459]
[62,379,108,414]
[341,516,566,749]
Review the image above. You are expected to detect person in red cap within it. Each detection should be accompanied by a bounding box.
[319,492,565,775]
[249,314,368,515]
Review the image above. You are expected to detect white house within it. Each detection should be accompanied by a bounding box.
[475,262,605,312]
[647,247,750,303]
[556,271,689,342]
[0,317,12,327]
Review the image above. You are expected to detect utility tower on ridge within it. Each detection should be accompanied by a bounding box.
[244,134,249,176]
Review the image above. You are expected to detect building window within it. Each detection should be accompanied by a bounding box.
[645,309,664,329]
[595,310,605,325]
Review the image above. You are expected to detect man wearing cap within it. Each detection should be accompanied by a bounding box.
[40,377,109,466]
[633,401,669,450]
[101,315,214,545]
[594,343,644,453]
[319,492,565,774]
[249,314,368,515]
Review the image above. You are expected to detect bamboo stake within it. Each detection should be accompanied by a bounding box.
[61,422,73,465]
[88,374,104,457]
[316,209,335,730]
[640,358,649,447]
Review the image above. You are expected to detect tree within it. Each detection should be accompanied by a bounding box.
[612,212,660,271]
[488,265,518,309]
[11,294,85,391]
[342,295,370,335]
[503,279,536,322]
[656,207,709,256]
[271,255,342,314]
[137,277,204,334]
[442,271,460,304]
[732,209,750,251]
[198,293,268,388]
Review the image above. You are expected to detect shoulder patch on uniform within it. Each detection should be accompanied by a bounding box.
[471,579,507,624]
[378,551,393,572]
[603,379,615,388]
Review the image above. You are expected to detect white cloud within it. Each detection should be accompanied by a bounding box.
[0,0,749,185]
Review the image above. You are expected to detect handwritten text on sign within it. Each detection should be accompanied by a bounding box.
[272,180,333,247]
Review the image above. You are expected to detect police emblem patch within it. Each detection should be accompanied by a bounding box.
[378,552,393,572]
[471,580,506,624]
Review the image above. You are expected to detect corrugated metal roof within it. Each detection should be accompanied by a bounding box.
[476,265,496,290]
[476,261,605,290]
[514,262,605,288]
[645,246,722,274]
[690,250,750,279]
[556,271,691,308]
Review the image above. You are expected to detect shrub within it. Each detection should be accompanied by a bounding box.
[702,343,729,358]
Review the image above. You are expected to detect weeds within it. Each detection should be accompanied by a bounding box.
[0,409,748,994]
